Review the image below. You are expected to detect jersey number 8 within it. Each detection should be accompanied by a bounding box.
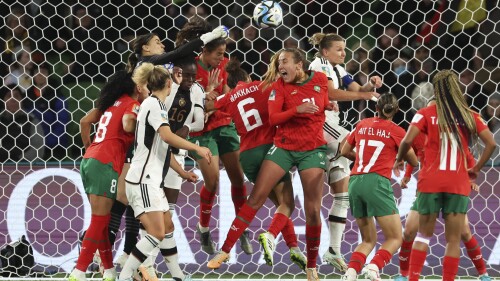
[95,112,113,143]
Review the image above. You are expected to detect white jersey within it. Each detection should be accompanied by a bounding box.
[126,95,171,187]
[164,82,205,134]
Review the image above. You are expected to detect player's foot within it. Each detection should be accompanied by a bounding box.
[289,247,306,272]
[479,273,491,281]
[239,230,254,254]
[394,274,408,281]
[196,223,216,255]
[306,267,320,281]
[102,268,117,281]
[68,269,87,281]
[258,232,275,266]
[323,247,348,272]
[341,268,357,281]
[362,264,381,281]
[207,250,230,269]
[116,253,129,269]
[138,265,158,281]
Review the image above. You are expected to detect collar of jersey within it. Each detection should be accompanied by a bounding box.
[197,59,212,71]
[296,71,314,86]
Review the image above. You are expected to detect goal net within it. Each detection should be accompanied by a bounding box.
[0,0,498,279]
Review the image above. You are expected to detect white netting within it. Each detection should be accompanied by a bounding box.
[0,0,499,279]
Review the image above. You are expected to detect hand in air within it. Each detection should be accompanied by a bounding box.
[296,102,319,114]
[213,25,229,39]
[172,66,183,85]
[369,76,383,88]
[207,69,222,93]
[400,176,410,189]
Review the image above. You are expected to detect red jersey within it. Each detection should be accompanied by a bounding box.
[215,81,274,152]
[190,56,231,137]
[84,94,139,174]
[404,133,427,178]
[411,105,488,196]
[347,117,406,179]
[269,71,329,151]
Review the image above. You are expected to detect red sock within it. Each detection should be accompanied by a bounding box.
[221,203,257,253]
[200,185,216,227]
[231,185,246,214]
[98,215,113,269]
[76,214,109,272]
[464,236,487,275]
[408,249,427,281]
[281,218,298,248]
[370,249,392,270]
[305,224,321,268]
[443,256,460,281]
[399,240,413,276]
[348,251,367,273]
[268,213,288,238]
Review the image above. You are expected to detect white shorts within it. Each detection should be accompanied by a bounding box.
[126,182,169,217]
[323,122,351,184]
[163,150,186,190]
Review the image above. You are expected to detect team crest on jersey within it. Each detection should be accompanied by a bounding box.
[269,90,276,100]
[314,86,320,92]
[132,104,140,114]
[291,90,297,95]
[179,97,186,107]
[161,111,168,121]
[317,151,325,159]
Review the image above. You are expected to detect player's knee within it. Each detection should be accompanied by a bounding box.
[305,208,321,225]
[403,228,417,241]
[460,226,472,242]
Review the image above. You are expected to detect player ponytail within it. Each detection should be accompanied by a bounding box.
[132,63,171,92]
[175,16,211,47]
[96,70,135,112]
[225,58,249,89]
[127,33,157,73]
[309,33,344,58]
[376,92,399,120]
[261,50,282,90]
[433,69,477,162]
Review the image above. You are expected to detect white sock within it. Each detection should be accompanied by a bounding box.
[328,192,349,254]
[119,234,159,280]
[198,222,209,233]
[159,232,184,281]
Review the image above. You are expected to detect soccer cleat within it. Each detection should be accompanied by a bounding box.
[138,265,158,281]
[68,273,87,281]
[341,268,357,281]
[103,268,117,281]
[289,247,306,272]
[207,251,230,269]
[479,273,491,281]
[362,264,381,281]
[394,274,408,281]
[258,232,276,266]
[196,223,216,255]
[306,267,320,281]
[239,230,254,254]
[323,247,348,272]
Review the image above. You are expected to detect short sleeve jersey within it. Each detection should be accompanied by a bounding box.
[190,57,231,137]
[411,104,488,195]
[347,117,406,179]
[84,94,139,174]
[125,96,171,187]
[309,57,354,126]
[215,81,274,152]
[269,71,329,151]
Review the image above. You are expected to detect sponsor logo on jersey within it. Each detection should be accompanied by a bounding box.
[314,85,320,92]
[269,90,276,100]
[179,97,186,107]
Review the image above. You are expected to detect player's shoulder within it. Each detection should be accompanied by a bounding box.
[333,64,348,75]
[309,57,328,68]
[142,96,166,110]
[191,81,205,93]
[311,70,328,82]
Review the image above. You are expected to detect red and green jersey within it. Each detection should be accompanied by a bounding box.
[347,117,406,179]
[268,71,329,151]
[411,104,488,196]
[84,94,139,174]
[215,81,274,152]
[190,56,231,137]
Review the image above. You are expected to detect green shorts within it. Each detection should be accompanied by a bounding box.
[410,192,419,211]
[80,158,118,199]
[240,144,290,183]
[348,173,399,218]
[264,145,327,172]
[188,123,240,160]
[416,192,469,215]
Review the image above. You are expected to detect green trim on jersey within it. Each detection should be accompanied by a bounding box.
[197,59,212,71]
[297,71,314,86]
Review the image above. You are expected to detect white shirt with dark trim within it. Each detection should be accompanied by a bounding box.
[126,95,171,186]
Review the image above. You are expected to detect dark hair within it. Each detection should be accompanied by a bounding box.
[96,70,136,112]
[283,48,308,71]
[127,33,157,73]
[175,16,212,47]
[203,37,226,53]
[132,63,171,92]
[173,56,197,69]
[376,93,399,119]
[225,58,249,89]
[309,33,344,57]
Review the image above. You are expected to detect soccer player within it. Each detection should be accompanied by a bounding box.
[394,70,496,281]
[395,99,492,281]
[69,70,148,281]
[118,63,211,281]
[340,93,418,281]
[308,32,383,272]
[207,48,330,281]
[189,37,251,255]
[205,56,307,271]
